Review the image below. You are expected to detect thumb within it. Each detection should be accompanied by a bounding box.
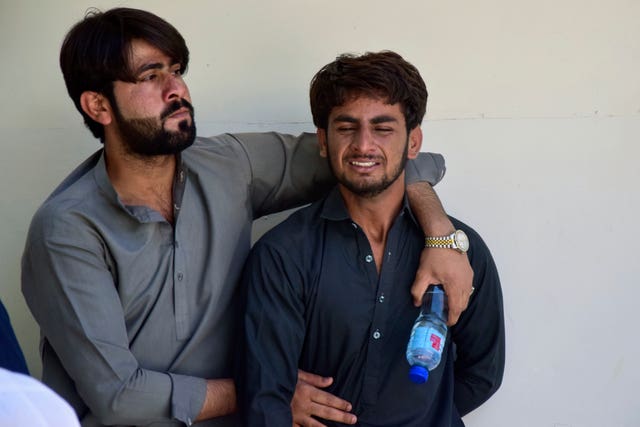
[411,271,437,307]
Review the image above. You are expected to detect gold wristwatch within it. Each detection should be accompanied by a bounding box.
[424,230,469,253]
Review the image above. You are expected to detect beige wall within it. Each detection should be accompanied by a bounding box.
[1,1,639,426]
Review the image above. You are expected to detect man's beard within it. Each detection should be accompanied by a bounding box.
[327,137,409,198]
[113,98,196,157]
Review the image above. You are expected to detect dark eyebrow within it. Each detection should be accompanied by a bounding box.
[134,62,164,76]
[371,115,398,125]
[332,115,359,124]
[332,114,399,125]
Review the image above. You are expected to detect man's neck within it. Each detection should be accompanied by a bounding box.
[104,142,177,223]
[340,179,406,273]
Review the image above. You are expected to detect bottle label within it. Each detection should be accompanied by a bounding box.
[413,327,445,353]
[429,329,443,351]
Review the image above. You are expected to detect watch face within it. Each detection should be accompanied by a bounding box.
[454,230,470,252]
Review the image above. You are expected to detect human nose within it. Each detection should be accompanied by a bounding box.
[162,73,188,102]
[352,128,375,152]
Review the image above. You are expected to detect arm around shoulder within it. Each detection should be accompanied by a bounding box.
[406,180,475,325]
[230,132,334,216]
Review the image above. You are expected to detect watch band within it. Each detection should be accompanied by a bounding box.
[424,235,456,248]
[424,230,469,253]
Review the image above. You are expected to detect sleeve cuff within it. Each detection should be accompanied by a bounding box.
[169,373,207,425]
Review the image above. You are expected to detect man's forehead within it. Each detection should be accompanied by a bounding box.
[330,95,404,121]
[128,39,173,68]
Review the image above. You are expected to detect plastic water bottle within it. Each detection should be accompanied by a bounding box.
[406,284,448,384]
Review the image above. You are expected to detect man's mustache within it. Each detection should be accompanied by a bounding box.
[161,99,194,120]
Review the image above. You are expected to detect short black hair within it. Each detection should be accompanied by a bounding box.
[309,51,428,132]
[59,7,189,141]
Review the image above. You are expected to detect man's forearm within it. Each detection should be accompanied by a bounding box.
[406,182,454,235]
[195,378,237,422]
[405,181,474,325]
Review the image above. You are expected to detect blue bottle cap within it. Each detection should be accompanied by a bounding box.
[409,365,429,384]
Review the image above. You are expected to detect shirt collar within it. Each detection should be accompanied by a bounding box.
[92,151,187,223]
[93,150,119,203]
[319,186,418,227]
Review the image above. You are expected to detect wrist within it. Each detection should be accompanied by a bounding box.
[424,229,470,254]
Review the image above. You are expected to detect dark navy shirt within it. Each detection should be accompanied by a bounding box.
[0,300,29,374]
[239,188,505,426]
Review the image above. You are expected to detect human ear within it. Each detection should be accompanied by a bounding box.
[407,126,423,159]
[79,91,113,126]
[317,128,328,158]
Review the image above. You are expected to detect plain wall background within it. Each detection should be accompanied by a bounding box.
[1,1,639,426]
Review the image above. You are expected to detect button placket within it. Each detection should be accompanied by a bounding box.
[173,232,188,339]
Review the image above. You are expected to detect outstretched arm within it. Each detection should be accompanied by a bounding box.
[235,132,447,218]
[406,182,474,325]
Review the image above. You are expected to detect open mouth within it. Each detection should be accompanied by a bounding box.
[350,160,377,167]
[348,157,383,171]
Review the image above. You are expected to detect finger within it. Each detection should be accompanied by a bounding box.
[410,270,435,307]
[446,278,473,326]
[410,282,425,306]
[410,276,428,306]
[309,388,352,412]
[308,401,357,425]
[449,288,474,325]
[298,369,333,388]
[445,278,465,326]
[411,249,440,306]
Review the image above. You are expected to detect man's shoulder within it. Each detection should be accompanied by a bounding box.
[27,151,107,245]
[181,134,256,181]
[246,201,326,284]
[185,133,271,161]
[253,200,325,253]
[46,150,103,201]
[187,134,241,154]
